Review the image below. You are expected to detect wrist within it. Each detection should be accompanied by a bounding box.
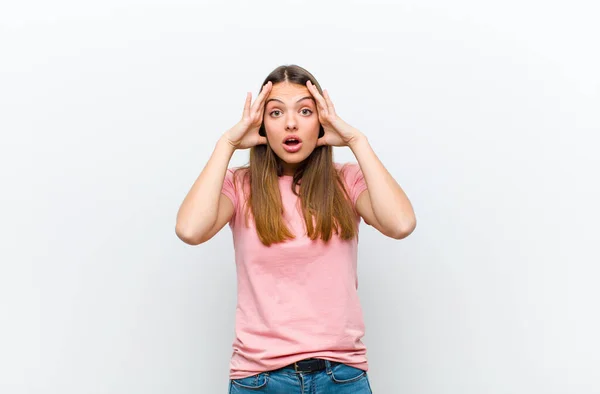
[218,133,238,154]
[347,132,368,150]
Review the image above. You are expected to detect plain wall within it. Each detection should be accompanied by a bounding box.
[1,0,599,393]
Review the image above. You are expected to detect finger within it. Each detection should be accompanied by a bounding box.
[306,81,328,112]
[250,84,271,117]
[256,135,268,145]
[323,89,336,115]
[306,80,325,103]
[257,94,269,119]
[306,80,322,102]
[254,81,272,108]
[243,92,252,118]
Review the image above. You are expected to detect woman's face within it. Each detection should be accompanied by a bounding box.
[263,81,321,174]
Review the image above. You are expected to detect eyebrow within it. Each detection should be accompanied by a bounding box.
[265,96,315,106]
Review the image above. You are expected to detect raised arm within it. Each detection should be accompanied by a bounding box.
[175,81,272,245]
[175,136,236,245]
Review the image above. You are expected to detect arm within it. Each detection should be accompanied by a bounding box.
[175,135,236,245]
[350,135,417,239]
[176,83,272,245]
[302,81,416,239]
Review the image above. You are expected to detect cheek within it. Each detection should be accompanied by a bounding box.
[263,121,283,141]
[262,117,275,132]
[303,117,321,135]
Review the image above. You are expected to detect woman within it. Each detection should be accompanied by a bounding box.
[176,64,416,393]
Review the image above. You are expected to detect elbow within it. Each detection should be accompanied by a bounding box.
[390,218,417,240]
[175,224,204,246]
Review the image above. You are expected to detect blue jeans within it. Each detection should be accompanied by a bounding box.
[228,360,373,393]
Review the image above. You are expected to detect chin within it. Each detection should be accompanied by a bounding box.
[274,148,313,164]
[278,153,308,164]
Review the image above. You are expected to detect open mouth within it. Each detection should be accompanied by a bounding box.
[282,136,303,153]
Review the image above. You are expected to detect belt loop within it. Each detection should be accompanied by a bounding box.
[324,359,332,373]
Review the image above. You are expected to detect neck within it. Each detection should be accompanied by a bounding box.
[280,161,301,177]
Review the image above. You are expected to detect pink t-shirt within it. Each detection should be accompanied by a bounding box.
[221,162,369,380]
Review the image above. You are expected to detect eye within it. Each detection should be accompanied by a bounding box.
[269,110,282,117]
[301,108,313,115]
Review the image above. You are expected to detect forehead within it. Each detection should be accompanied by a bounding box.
[266,82,312,103]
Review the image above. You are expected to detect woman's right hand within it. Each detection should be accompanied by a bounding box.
[224,81,273,150]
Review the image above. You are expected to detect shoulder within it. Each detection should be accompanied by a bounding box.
[226,166,250,183]
[227,166,245,175]
[334,161,359,170]
[223,167,251,206]
[334,161,351,172]
[334,162,362,180]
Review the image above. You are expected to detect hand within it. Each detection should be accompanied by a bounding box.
[224,81,272,150]
[306,80,364,148]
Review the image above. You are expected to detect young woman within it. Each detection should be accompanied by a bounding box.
[176,65,416,393]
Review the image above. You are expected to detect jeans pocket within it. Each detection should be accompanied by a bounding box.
[328,363,367,384]
[230,372,269,390]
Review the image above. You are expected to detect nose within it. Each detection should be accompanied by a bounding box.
[285,114,298,131]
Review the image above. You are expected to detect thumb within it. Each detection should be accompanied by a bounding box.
[316,136,327,147]
[257,136,268,146]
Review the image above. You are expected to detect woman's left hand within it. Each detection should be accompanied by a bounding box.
[306,80,364,148]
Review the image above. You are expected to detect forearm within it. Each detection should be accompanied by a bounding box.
[349,134,416,235]
[175,135,236,242]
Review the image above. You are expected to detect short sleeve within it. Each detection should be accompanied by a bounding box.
[221,168,239,221]
[341,163,368,206]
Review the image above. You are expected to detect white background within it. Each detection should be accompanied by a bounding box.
[1,1,599,393]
